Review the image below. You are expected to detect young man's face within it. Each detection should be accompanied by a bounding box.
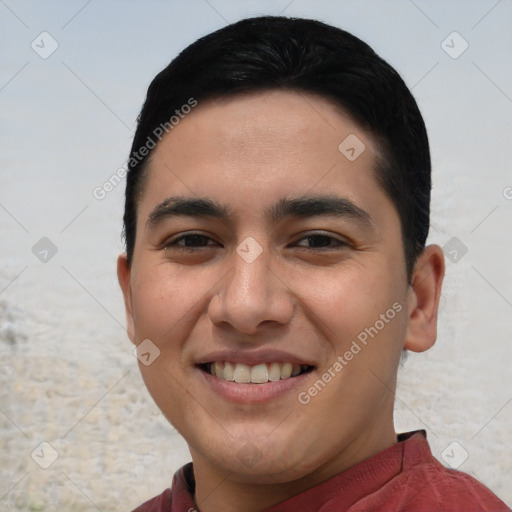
[118,90,442,485]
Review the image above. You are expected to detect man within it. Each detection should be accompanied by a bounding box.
[117,16,509,511]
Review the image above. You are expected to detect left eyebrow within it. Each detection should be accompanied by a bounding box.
[268,195,374,229]
[146,194,374,230]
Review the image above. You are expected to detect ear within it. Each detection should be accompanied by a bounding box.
[404,244,445,353]
[117,253,136,344]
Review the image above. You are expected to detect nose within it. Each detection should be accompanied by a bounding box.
[207,241,295,336]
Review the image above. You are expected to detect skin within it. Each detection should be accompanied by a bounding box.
[118,90,445,512]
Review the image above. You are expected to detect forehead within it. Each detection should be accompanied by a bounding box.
[150,90,375,167]
[139,90,392,225]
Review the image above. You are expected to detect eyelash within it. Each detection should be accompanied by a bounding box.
[163,232,349,252]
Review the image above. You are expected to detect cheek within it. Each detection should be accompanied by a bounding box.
[299,268,407,410]
[299,262,402,335]
[294,258,409,392]
[129,263,208,428]
[130,263,207,340]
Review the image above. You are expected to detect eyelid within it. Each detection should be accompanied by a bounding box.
[162,231,221,249]
[292,231,351,247]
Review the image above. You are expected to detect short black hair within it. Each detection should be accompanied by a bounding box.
[123,16,431,280]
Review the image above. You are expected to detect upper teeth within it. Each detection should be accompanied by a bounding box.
[209,362,307,383]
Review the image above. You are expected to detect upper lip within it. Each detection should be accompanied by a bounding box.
[195,349,316,367]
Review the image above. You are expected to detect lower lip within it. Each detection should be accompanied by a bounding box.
[197,367,313,404]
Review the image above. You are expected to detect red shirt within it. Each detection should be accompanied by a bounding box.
[131,431,509,511]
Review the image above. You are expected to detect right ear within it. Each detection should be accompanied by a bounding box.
[117,253,136,344]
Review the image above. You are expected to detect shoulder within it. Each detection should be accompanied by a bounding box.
[130,488,173,512]
[389,432,510,511]
[130,463,196,512]
[404,461,508,508]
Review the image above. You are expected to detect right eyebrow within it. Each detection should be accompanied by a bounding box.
[146,196,230,229]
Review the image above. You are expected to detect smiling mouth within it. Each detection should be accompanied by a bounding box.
[199,362,314,384]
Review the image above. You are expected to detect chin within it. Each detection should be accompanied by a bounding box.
[195,430,321,482]
[217,454,312,484]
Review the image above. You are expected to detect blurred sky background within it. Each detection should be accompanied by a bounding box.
[1,0,511,510]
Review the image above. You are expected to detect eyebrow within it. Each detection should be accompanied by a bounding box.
[146,195,374,230]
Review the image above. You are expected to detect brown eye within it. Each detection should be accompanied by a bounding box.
[294,233,348,250]
[175,234,211,247]
[164,233,220,251]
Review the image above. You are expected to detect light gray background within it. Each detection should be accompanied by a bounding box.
[1,0,511,510]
